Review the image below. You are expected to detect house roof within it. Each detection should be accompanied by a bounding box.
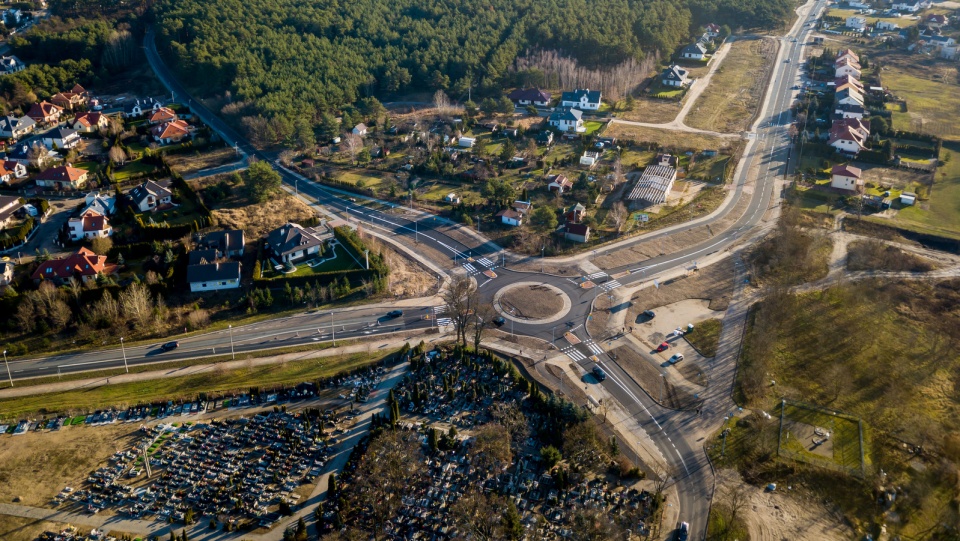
[567,202,586,213]
[187,260,240,284]
[927,14,948,24]
[26,101,61,119]
[188,248,220,266]
[833,117,871,134]
[266,223,325,258]
[83,192,115,216]
[0,55,22,71]
[129,180,173,206]
[507,88,552,102]
[353,123,367,131]
[31,247,110,281]
[71,208,109,232]
[681,43,707,55]
[828,126,867,148]
[835,57,862,70]
[832,164,862,178]
[835,103,867,115]
[149,107,177,123]
[836,88,864,104]
[35,165,87,183]
[41,126,77,140]
[662,65,688,81]
[495,209,523,221]
[565,223,590,236]
[547,174,571,188]
[705,23,721,32]
[198,229,245,254]
[124,98,160,114]
[549,107,582,122]
[150,119,189,140]
[560,89,601,104]
[627,165,677,202]
[0,115,34,132]
[0,195,21,223]
[73,111,105,128]
[71,84,87,95]
[512,200,532,212]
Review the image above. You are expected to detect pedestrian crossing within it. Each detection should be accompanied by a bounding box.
[600,280,623,292]
[477,257,495,268]
[562,346,586,362]
[463,263,479,274]
[434,306,448,314]
[584,271,608,280]
[436,318,452,326]
[584,340,603,356]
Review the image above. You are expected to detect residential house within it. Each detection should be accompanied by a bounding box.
[2,8,21,26]
[926,14,948,29]
[680,42,707,60]
[929,35,958,58]
[266,222,326,264]
[559,89,602,110]
[831,164,863,191]
[835,103,867,120]
[546,174,572,193]
[31,247,114,285]
[129,180,173,212]
[0,115,36,140]
[661,65,690,87]
[71,111,108,133]
[150,120,191,145]
[352,123,368,136]
[507,88,551,107]
[82,191,115,216]
[704,23,722,38]
[35,164,88,190]
[187,250,241,292]
[0,194,22,228]
[40,126,80,150]
[836,49,860,64]
[536,131,554,145]
[6,140,56,167]
[836,88,864,107]
[900,191,917,205]
[835,58,862,78]
[26,101,63,124]
[513,200,532,215]
[876,20,900,31]
[580,150,601,166]
[834,74,865,93]
[0,261,13,287]
[196,229,245,257]
[564,203,586,223]
[548,107,585,133]
[846,16,867,31]
[0,55,24,74]
[893,1,921,12]
[562,223,590,243]
[495,208,523,227]
[148,106,178,125]
[444,193,461,204]
[0,160,25,184]
[68,208,112,241]
[458,136,476,148]
[828,123,868,154]
[50,91,87,111]
[123,98,162,119]
[626,163,677,206]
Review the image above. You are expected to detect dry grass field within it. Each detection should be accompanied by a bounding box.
[604,123,735,152]
[686,38,775,133]
[165,147,243,175]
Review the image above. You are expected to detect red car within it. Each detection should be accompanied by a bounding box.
[656,342,669,352]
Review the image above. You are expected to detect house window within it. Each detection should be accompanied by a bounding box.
[220,281,226,285]
[201,283,207,288]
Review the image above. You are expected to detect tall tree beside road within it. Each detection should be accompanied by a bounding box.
[470,303,496,351]
[244,161,282,203]
[120,282,155,329]
[529,206,559,236]
[442,274,475,346]
[607,201,628,236]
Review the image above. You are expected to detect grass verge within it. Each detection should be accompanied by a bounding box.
[683,318,722,357]
[686,38,775,133]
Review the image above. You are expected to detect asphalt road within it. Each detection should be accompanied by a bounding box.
[0,15,827,539]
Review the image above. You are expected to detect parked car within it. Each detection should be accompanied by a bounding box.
[677,522,689,541]
[493,316,506,327]
[643,310,656,319]
[656,342,670,352]
[669,354,685,364]
[160,341,179,351]
[592,366,607,382]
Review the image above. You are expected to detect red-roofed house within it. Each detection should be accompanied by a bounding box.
[563,223,591,243]
[150,120,190,145]
[836,49,859,64]
[828,124,868,155]
[831,164,863,191]
[704,23,722,38]
[496,208,523,227]
[31,247,115,285]
[148,107,178,125]
[547,174,572,193]
[927,14,948,29]
[35,164,89,190]
[26,101,63,124]
[0,160,25,184]
[71,111,109,133]
[50,91,87,110]
[68,208,112,241]
[835,57,862,79]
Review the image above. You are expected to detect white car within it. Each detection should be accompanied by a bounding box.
[669,354,685,364]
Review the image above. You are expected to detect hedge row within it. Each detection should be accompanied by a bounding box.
[252,268,379,290]
[334,226,388,277]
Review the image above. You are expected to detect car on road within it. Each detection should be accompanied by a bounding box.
[677,521,690,541]
[493,316,506,327]
[385,310,404,319]
[785,58,791,63]
[669,353,685,364]
[656,342,670,352]
[592,366,607,381]
[160,341,179,351]
[643,310,656,319]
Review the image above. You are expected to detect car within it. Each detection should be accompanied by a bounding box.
[160,341,179,351]
[592,366,607,381]
[385,310,403,319]
[677,521,690,541]
[785,58,791,63]
[669,353,685,364]
[656,342,670,352]
[493,316,506,327]
[643,310,656,319]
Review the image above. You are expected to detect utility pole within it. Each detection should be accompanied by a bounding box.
[659,373,664,403]
[2,350,11,387]
[364,249,369,270]
[475,216,480,233]
[120,337,129,374]
[541,246,545,273]
[228,324,235,360]
[331,311,336,347]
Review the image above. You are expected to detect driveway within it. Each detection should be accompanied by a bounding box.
[2,197,80,260]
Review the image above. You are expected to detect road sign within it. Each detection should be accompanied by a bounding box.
[635,213,649,222]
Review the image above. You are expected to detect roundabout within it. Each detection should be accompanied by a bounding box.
[492,281,572,325]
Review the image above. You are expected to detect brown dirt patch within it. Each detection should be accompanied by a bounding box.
[212,194,315,239]
[166,147,243,175]
[627,262,736,316]
[0,423,141,507]
[609,345,699,409]
[618,97,683,124]
[499,284,565,319]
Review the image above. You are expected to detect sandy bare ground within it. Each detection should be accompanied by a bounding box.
[627,261,736,315]
[212,194,315,239]
[0,516,99,541]
[499,284,565,319]
[0,423,140,508]
[715,469,852,541]
[631,299,723,343]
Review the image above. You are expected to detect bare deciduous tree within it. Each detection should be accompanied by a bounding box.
[120,282,154,329]
[433,89,451,115]
[607,201,628,236]
[470,423,513,478]
[442,274,475,346]
[352,430,423,540]
[470,303,496,351]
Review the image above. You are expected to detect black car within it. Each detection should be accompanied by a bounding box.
[592,366,607,381]
[385,310,404,318]
[643,310,656,319]
[493,316,506,327]
[160,341,179,351]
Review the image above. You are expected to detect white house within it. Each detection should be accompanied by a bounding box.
[831,164,863,191]
[836,88,864,107]
[506,88,552,107]
[559,89,602,111]
[876,20,899,31]
[704,23,721,38]
[835,60,862,79]
[40,126,80,150]
[123,98,163,119]
[68,208,112,241]
[129,180,173,212]
[0,55,25,75]
[548,107,585,133]
[680,42,707,60]
[580,151,601,167]
[266,223,326,264]
[900,191,917,205]
[0,160,25,184]
[829,125,867,154]
[444,193,461,204]
[0,115,34,140]
[661,65,690,87]
[892,1,921,12]
[846,16,867,30]
[546,174,572,193]
[352,123,368,136]
[495,208,523,226]
[187,251,241,292]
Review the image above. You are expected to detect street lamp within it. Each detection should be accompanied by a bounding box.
[119,337,129,374]
[228,324,235,360]
[330,311,336,347]
[2,350,11,388]
[508,307,516,337]
[540,246,545,273]
[659,373,665,403]
[476,216,480,233]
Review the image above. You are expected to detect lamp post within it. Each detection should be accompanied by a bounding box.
[228,324,235,360]
[331,311,336,347]
[3,350,11,387]
[414,218,418,243]
[508,307,516,337]
[476,216,480,233]
[659,373,665,403]
[120,337,129,374]
[540,246,545,273]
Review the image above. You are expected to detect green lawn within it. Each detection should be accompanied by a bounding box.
[687,155,731,182]
[583,121,605,135]
[139,196,201,227]
[112,160,160,182]
[780,402,865,474]
[829,8,919,28]
[684,318,722,357]
[884,69,960,141]
[74,161,101,175]
[885,145,960,238]
[337,170,384,188]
